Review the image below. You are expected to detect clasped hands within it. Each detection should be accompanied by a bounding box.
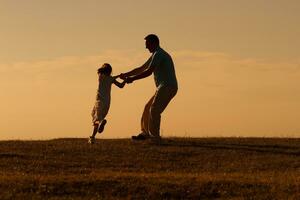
[119,73,134,84]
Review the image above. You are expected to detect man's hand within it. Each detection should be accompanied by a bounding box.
[125,77,134,84]
[119,73,127,80]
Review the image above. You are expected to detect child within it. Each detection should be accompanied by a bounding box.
[89,63,126,144]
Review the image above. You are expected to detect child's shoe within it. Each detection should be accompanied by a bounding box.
[98,119,107,133]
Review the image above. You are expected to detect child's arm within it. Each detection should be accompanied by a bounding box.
[112,74,121,79]
[113,79,126,88]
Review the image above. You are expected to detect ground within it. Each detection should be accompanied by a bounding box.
[0,137,299,199]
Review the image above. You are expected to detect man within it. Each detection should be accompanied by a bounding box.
[120,34,178,141]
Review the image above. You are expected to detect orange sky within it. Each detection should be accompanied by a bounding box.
[0,1,299,139]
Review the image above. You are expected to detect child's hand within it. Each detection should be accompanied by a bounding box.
[120,80,126,88]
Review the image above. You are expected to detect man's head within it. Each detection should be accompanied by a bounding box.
[145,34,159,53]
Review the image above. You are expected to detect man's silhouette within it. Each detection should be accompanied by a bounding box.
[120,34,178,142]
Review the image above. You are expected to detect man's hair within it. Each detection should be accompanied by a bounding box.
[98,63,112,75]
[144,34,159,45]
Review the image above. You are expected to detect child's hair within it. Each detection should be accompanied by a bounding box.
[97,63,112,75]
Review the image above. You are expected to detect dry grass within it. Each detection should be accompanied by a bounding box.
[0,137,299,199]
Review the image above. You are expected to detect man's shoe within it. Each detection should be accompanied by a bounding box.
[149,136,162,145]
[131,133,148,141]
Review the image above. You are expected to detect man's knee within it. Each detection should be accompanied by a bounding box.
[144,98,154,110]
[150,105,161,118]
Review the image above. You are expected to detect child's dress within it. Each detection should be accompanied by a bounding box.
[91,74,114,124]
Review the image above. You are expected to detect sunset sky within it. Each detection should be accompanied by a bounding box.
[1,0,299,139]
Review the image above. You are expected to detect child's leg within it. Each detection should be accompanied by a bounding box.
[91,123,99,138]
[98,119,107,133]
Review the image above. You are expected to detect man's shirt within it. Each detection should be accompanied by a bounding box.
[149,47,178,89]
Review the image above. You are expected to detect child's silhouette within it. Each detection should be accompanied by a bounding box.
[89,63,125,144]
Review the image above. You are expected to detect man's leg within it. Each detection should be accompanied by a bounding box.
[149,86,177,138]
[141,95,155,135]
[132,95,155,140]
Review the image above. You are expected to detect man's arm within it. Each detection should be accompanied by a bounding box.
[126,51,161,83]
[126,64,155,83]
[120,57,152,78]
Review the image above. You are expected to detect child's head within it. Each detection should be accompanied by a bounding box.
[97,63,112,76]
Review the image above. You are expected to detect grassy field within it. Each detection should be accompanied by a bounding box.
[0,137,299,199]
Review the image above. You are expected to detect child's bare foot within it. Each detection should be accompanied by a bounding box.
[98,119,107,133]
[88,136,96,144]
